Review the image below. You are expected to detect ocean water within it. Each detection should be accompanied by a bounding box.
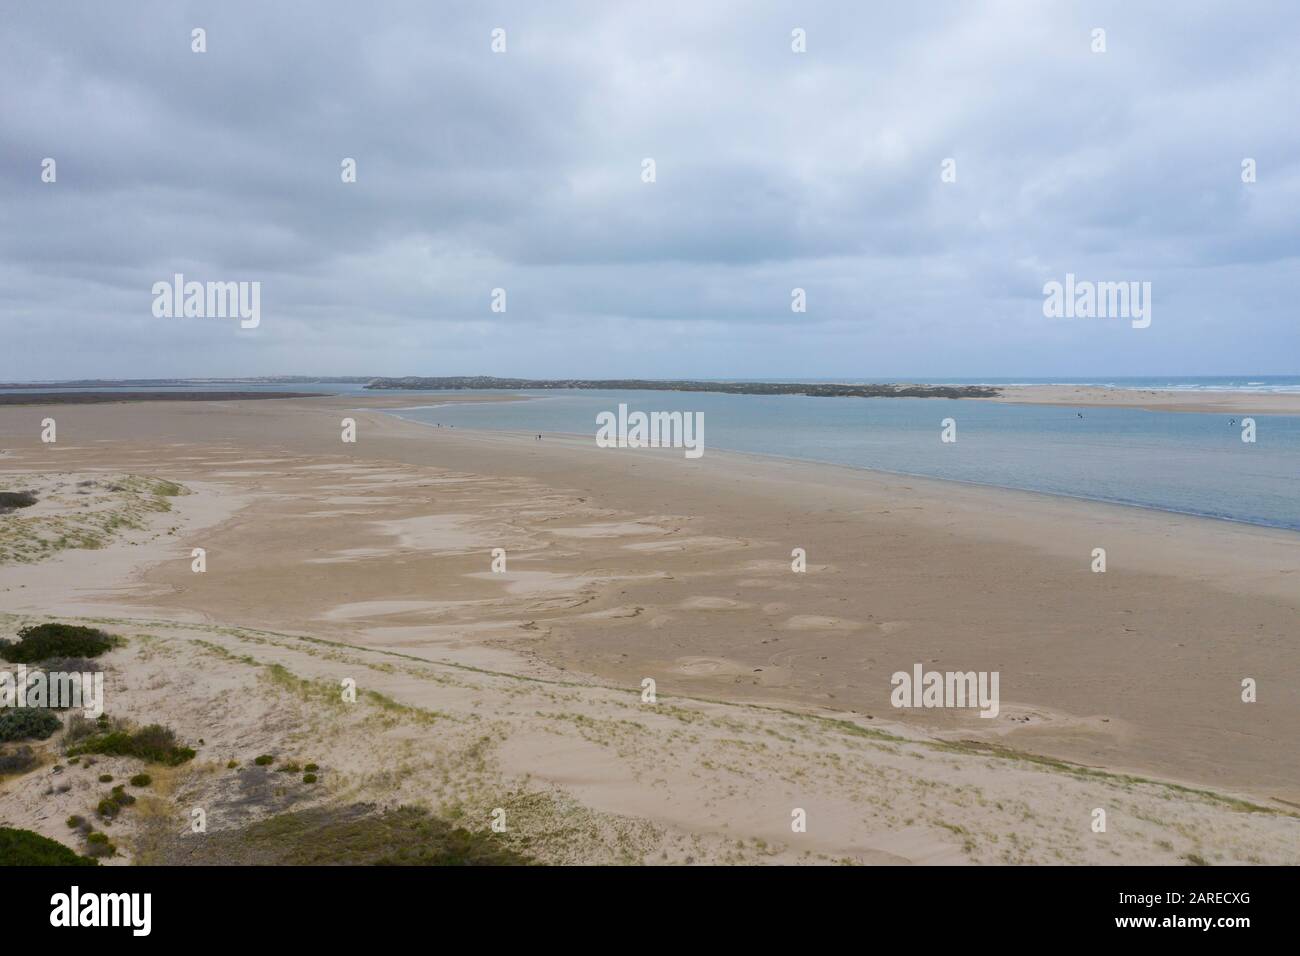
[392,389,1300,531]
[4,378,1297,530]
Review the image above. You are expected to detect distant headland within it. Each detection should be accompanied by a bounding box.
[364,377,1001,399]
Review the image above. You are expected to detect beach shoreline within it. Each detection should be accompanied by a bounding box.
[2,395,1297,863]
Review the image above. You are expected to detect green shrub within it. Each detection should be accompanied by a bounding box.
[254,754,274,766]
[226,759,239,769]
[0,745,39,775]
[66,815,85,829]
[98,773,113,783]
[0,827,97,866]
[303,773,317,784]
[304,763,319,772]
[129,773,152,787]
[0,623,115,663]
[0,708,61,742]
[0,491,38,513]
[68,723,195,766]
[63,714,104,747]
[84,832,116,858]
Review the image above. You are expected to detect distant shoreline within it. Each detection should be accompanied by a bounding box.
[0,391,325,406]
[3,378,1299,415]
[365,376,1000,399]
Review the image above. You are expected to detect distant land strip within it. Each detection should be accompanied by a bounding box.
[0,391,325,405]
[366,376,1002,399]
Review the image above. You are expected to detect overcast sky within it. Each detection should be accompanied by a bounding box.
[2,1,1297,381]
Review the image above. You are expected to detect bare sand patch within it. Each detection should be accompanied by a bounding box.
[783,615,862,631]
[547,521,665,538]
[679,596,752,611]
[370,513,492,552]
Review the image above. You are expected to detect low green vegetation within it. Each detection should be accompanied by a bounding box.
[0,745,39,775]
[96,784,137,820]
[0,827,97,866]
[0,491,38,513]
[138,804,533,865]
[84,831,116,858]
[68,722,196,766]
[0,708,61,742]
[0,623,115,663]
[129,772,152,787]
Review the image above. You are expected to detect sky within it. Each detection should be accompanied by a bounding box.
[2,0,1297,381]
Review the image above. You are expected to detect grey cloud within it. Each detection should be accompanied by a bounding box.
[1,0,1297,379]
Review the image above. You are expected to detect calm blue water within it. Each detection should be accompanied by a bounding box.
[4,379,1297,530]
[392,390,1300,531]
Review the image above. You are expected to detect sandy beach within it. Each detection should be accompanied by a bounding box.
[1,394,1297,865]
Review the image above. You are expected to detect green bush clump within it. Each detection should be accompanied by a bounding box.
[95,785,136,820]
[0,491,38,513]
[84,832,116,858]
[0,745,39,775]
[67,815,85,829]
[0,827,97,866]
[98,773,113,783]
[0,623,115,663]
[254,754,274,766]
[303,773,317,784]
[63,714,108,747]
[68,723,195,766]
[0,708,61,742]
[129,773,152,787]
